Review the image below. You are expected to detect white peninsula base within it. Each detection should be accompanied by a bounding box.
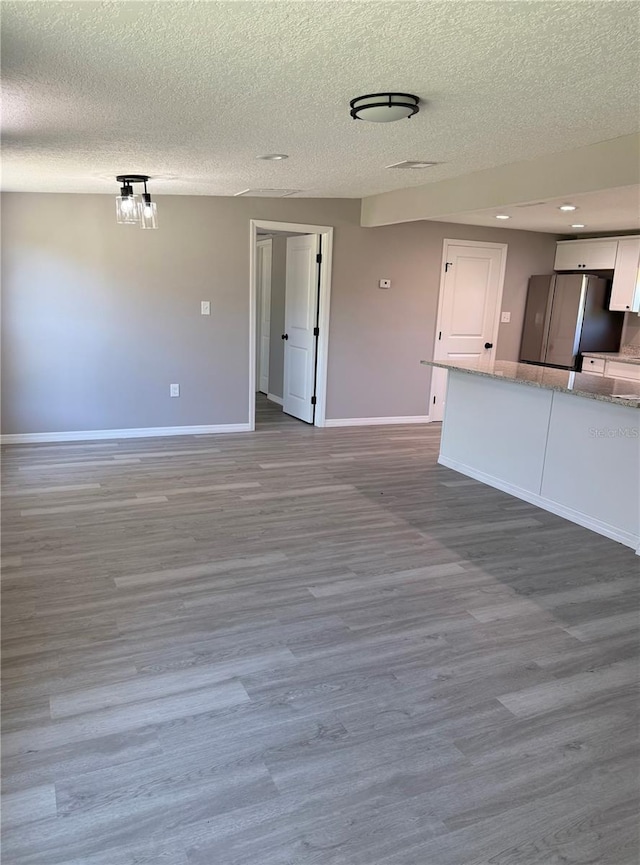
[437,369,640,554]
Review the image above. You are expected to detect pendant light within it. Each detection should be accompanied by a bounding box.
[115,175,158,229]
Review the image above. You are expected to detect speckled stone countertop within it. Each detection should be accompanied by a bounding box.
[420,359,640,408]
[581,351,640,366]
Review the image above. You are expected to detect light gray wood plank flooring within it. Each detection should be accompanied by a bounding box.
[2,395,638,864]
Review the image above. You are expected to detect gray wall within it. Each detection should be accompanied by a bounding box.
[1,192,559,433]
[326,220,559,418]
[268,236,286,399]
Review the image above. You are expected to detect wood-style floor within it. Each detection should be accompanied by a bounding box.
[2,395,639,864]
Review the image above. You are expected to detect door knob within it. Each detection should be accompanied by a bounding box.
[484,342,493,349]
[281,333,288,340]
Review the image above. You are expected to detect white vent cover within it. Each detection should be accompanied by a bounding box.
[385,161,438,170]
[234,188,301,197]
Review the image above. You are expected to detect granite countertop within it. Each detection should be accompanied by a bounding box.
[420,358,640,408]
[581,351,640,366]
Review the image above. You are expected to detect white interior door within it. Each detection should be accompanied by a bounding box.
[256,239,272,394]
[283,234,319,423]
[430,241,507,421]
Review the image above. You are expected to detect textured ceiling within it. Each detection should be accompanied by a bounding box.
[2,1,639,198]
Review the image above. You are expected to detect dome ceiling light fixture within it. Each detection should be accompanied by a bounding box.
[115,174,158,229]
[349,92,420,123]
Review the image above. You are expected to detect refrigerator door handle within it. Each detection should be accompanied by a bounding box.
[571,276,589,363]
[540,276,556,362]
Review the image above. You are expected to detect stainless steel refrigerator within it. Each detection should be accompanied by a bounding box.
[519,274,624,370]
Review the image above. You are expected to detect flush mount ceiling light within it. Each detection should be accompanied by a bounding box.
[257,154,289,161]
[495,214,510,220]
[559,204,577,212]
[115,174,157,229]
[386,160,438,169]
[571,223,586,228]
[350,92,420,122]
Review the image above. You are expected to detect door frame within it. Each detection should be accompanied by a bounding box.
[255,237,272,395]
[249,219,334,430]
[429,238,508,419]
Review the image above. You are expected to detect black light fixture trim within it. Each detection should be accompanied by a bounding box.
[116,174,151,198]
[349,92,420,120]
[116,174,150,185]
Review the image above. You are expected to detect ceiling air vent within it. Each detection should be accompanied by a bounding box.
[385,161,438,170]
[234,189,301,198]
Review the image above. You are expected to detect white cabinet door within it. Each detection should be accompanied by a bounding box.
[554,239,618,271]
[609,238,640,312]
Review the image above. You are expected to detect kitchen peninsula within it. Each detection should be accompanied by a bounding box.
[421,359,640,554]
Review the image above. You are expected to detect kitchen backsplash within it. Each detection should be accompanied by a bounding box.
[622,312,640,351]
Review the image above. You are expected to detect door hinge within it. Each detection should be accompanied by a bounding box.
[311,396,317,405]
[313,326,319,337]
[316,253,322,264]
[445,261,453,272]
[438,331,442,340]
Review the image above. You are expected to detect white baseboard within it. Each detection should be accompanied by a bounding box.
[1,423,252,444]
[324,415,431,428]
[267,394,283,406]
[438,454,640,553]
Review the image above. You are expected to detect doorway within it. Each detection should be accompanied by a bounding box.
[249,220,334,430]
[430,239,508,421]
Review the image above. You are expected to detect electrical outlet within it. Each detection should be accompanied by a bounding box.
[379,279,391,289]
[501,311,511,323]
[170,383,180,397]
[201,301,211,315]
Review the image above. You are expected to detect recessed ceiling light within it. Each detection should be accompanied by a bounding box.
[571,223,586,228]
[495,214,510,220]
[559,204,577,211]
[386,160,438,170]
[257,154,288,161]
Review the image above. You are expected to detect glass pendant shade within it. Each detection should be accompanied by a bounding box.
[116,186,140,224]
[115,176,158,228]
[140,195,158,230]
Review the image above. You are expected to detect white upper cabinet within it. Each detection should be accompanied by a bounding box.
[609,238,640,313]
[554,239,619,271]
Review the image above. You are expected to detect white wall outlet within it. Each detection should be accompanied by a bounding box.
[501,311,511,323]
[201,301,211,315]
[170,383,180,397]
[379,279,391,289]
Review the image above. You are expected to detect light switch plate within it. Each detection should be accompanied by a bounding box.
[170,384,180,397]
[501,311,511,323]
[201,301,211,315]
[379,279,391,289]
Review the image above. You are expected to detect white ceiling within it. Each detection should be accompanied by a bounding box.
[2,1,639,200]
[437,184,640,235]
